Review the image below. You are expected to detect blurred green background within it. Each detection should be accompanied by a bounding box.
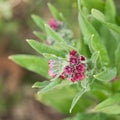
[0,0,119,120]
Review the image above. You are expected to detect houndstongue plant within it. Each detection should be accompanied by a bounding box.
[10,0,120,119]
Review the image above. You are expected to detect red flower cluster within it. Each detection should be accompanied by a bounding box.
[48,50,86,82]
[48,19,62,31]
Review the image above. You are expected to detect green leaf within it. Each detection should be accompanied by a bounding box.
[32,81,50,88]
[78,0,110,66]
[91,9,120,34]
[65,113,109,120]
[45,24,65,43]
[104,0,116,23]
[81,0,105,12]
[69,88,88,113]
[81,78,89,89]
[33,31,46,41]
[91,9,105,23]
[27,39,65,57]
[32,14,45,30]
[94,93,120,114]
[9,55,49,78]
[106,23,120,34]
[115,43,120,74]
[45,24,77,51]
[48,3,66,23]
[94,67,117,82]
[38,79,61,94]
[36,84,93,114]
[91,51,100,65]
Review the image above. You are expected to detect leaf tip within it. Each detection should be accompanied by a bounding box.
[69,108,72,114]
[31,14,36,19]
[91,8,95,14]
[93,75,96,78]
[8,56,12,60]
[26,39,31,43]
[47,2,51,7]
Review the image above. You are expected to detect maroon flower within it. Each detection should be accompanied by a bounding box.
[70,57,78,65]
[71,72,85,82]
[79,55,86,63]
[69,50,77,57]
[59,72,66,80]
[76,64,85,73]
[64,66,73,75]
[48,19,61,31]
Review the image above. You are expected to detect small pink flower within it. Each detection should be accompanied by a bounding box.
[48,70,56,78]
[76,64,85,72]
[111,76,118,82]
[48,60,54,68]
[48,19,59,31]
[79,55,86,63]
[64,66,73,75]
[71,72,85,82]
[70,57,78,65]
[69,50,77,57]
[59,72,66,79]
[46,39,53,45]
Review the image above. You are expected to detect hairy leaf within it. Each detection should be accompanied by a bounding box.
[78,0,110,66]
[9,55,49,78]
[32,81,50,88]
[38,79,61,94]
[32,15,45,30]
[27,39,65,57]
[94,93,120,114]
[48,3,66,23]
[94,67,117,82]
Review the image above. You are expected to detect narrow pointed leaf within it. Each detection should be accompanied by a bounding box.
[70,88,87,113]
[91,51,100,64]
[27,39,65,57]
[45,24,77,50]
[106,23,120,34]
[38,79,61,94]
[33,31,46,41]
[91,9,105,23]
[115,43,120,74]
[91,9,120,34]
[94,67,117,82]
[45,24,65,43]
[78,0,110,66]
[9,55,49,78]
[32,81,50,88]
[65,113,108,120]
[48,3,66,23]
[94,93,120,114]
[105,0,116,23]
[32,14,45,30]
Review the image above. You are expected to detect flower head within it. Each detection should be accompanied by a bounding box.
[69,50,77,57]
[71,72,85,82]
[59,72,66,80]
[76,64,85,73]
[48,50,86,82]
[79,55,86,63]
[48,19,62,31]
[70,57,78,65]
[64,66,73,75]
